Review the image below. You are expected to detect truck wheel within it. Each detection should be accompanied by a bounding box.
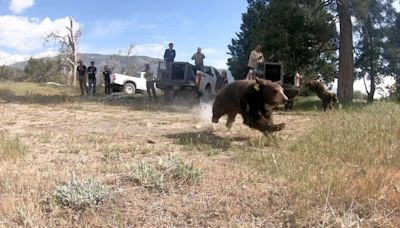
[124,82,136,95]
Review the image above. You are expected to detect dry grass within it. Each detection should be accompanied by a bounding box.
[233,102,400,226]
[0,82,399,226]
[0,135,27,160]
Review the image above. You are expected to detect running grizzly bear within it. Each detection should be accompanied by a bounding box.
[305,80,338,111]
[212,78,288,134]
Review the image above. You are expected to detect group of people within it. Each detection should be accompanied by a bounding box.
[163,42,228,86]
[163,42,206,71]
[75,42,232,100]
[76,60,112,96]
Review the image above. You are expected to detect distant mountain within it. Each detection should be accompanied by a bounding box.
[11,53,162,75]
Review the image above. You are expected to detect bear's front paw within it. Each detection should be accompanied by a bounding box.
[276,123,286,131]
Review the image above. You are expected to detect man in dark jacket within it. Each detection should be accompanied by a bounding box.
[163,43,176,63]
[102,65,112,95]
[77,60,87,95]
[87,61,97,96]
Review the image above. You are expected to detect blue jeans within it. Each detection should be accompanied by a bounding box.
[88,79,96,96]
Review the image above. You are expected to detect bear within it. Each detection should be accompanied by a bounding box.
[212,78,288,134]
[305,80,338,111]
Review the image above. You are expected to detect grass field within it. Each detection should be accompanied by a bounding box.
[0,82,399,226]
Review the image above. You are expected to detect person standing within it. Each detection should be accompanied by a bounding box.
[102,65,112,95]
[144,64,157,101]
[87,61,97,96]
[191,47,205,71]
[246,44,265,80]
[163,43,176,63]
[77,60,87,96]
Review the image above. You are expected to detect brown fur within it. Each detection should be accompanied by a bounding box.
[212,78,288,134]
[305,80,338,111]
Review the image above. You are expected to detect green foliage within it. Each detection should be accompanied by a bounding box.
[52,178,109,211]
[228,0,337,81]
[161,157,203,184]
[0,65,27,81]
[386,12,400,79]
[353,0,397,102]
[129,157,203,191]
[24,58,62,83]
[129,163,166,190]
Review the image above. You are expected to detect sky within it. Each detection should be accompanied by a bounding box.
[0,0,399,97]
[0,0,248,68]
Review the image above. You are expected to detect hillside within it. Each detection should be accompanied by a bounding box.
[10,53,161,75]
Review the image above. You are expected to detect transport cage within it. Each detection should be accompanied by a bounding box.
[158,62,169,80]
[263,62,283,82]
[171,63,186,80]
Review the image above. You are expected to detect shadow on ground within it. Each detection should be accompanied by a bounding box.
[0,89,199,113]
[165,130,236,151]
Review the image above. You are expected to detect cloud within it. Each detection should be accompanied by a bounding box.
[9,0,34,14]
[0,15,80,53]
[0,49,59,65]
[0,50,29,65]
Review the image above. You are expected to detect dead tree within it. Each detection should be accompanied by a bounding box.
[46,18,81,85]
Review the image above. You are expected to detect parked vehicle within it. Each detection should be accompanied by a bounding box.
[111,72,151,95]
[156,61,224,102]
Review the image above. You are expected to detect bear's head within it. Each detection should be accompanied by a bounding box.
[253,78,288,106]
[330,93,338,107]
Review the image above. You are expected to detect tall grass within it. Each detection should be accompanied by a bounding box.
[234,102,400,224]
[0,136,27,160]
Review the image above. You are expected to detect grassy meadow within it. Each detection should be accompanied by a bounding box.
[0,82,399,226]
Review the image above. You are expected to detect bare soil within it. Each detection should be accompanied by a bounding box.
[0,98,313,227]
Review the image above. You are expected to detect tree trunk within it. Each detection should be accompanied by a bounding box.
[337,0,354,103]
[368,73,375,102]
[69,19,77,86]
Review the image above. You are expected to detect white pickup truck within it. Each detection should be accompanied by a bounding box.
[111,72,153,95]
[156,61,225,102]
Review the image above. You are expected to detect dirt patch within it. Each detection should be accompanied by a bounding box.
[0,101,312,226]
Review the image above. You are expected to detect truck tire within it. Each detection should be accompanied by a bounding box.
[124,82,136,95]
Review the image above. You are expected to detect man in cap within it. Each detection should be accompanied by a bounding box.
[77,60,87,95]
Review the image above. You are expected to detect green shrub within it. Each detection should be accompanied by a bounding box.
[53,178,109,211]
[129,157,203,191]
[161,157,203,184]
